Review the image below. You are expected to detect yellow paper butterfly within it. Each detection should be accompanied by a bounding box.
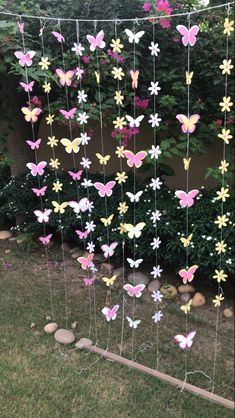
[186,71,194,85]
[51,201,68,214]
[180,233,193,248]
[124,222,146,239]
[102,275,117,287]
[21,107,41,123]
[96,153,111,165]
[60,138,81,154]
[180,299,192,314]
[100,214,114,226]
[95,71,100,84]
[183,157,191,170]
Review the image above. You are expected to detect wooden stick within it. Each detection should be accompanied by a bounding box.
[80,341,234,410]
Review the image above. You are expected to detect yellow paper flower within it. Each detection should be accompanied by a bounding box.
[118,223,127,234]
[113,116,127,130]
[215,187,230,202]
[46,114,55,125]
[47,136,58,148]
[42,81,51,93]
[219,96,233,112]
[219,59,234,75]
[218,128,233,144]
[214,214,229,229]
[49,158,60,170]
[219,160,229,174]
[111,67,125,80]
[212,294,224,308]
[114,90,124,105]
[115,171,128,184]
[213,269,227,283]
[39,56,51,71]
[223,18,234,36]
[118,201,129,214]
[215,240,227,254]
[115,146,125,158]
[52,181,63,192]
[110,38,124,53]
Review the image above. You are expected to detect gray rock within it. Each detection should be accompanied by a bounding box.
[75,338,93,349]
[60,242,71,252]
[54,329,75,344]
[180,293,192,303]
[148,280,161,292]
[128,272,150,286]
[71,250,83,259]
[69,247,81,254]
[101,263,114,273]
[113,267,126,279]
[0,230,12,240]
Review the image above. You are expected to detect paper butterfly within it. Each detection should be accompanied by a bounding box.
[174,331,197,349]
[130,70,139,89]
[14,50,36,66]
[68,198,90,213]
[32,186,47,197]
[95,153,110,165]
[126,115,144,128]
[100,214,114,226]
[175,190,199,208]
[126,191,143,203]
[21,107,42,123]
[51,201,68,214]
[179,265,198,284]
[176,25,199,47]
[17,21,24,34]
[59,108,77,120]
[102,305,119,321]
[123,150,147,168]
[101,242,118,258]
[126,316,141,329]
[180,233,193,248]
[60,138,81,154]
[20,81,34,92]
[95,71,100,84]
[34,209,52,223]
[102,275,117,287]
[83,277,96,286]
[52,31,65,43]
[180,299,192,314]
[124,222,146,239]
[183,157,191,170]
[176,114,200,133]
[126,258,143,268]
[39,234,52,245]
[124,29,145,43]
[87,30,105,51]
[26,161,47,176]
[68,170,83,181]
[94,181,116,197]
[186,71,194,85]
[76,230,89,240]
[26,138,41,150]
[78,253,94,270]
[123,284,145,298]
[56,69,74,86]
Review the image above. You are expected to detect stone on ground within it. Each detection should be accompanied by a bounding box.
[223,308,233,318]
[60,242,71,252]
[0,230,12,240]
[75,338,93,349]
[113,267,126,279]
[101,263,114,273]
[128,272,149,286]
[71,250,83,259]
[180,293,192,303]
[148,279,161,292]
[178,284,195,294]
[191,292,206,307]
[44,322,58,334]
[54,329,75,344]
[160,284,177,299]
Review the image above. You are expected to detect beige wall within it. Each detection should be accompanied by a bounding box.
[38,118,221,189]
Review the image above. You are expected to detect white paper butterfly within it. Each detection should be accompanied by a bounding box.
[126,316,141,329]
[34,209,52,223]
[126,191,143,203]
[124,29,145,44]
[125,115,144,128]
[127,258,143,268]
[101,242,118,258]
[174,331,197,349]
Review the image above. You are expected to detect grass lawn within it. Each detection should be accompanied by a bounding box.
[0,240,234,418]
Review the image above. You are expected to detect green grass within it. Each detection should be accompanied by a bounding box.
[0,241,234,418]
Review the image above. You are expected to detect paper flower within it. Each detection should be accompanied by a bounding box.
[219,160,229,174]
[149,177,163,190]
[115,146,125,158]
[149,42,160,56]
[223,18,234,36]
[42,81,51,93]
[215,187,230,202]
[150,210,162,223]
[151,265,163,279]
[113,116,127,129]
[110,38,123,53]
[49,158,60,169]
[111,67,125,80]
[46,114,54,125]
[115,171,128,184]
[215,240,227,254]
[219,96,233,112]
[151,290,163,302]
[75,67,84,80]
[87,241,95,253]
[148,113,162,127]
[148,81,161,95]
[77,90,88,103]
[77,112,89,125]
[114,90,124,105]
[150,237,161,250]
[219,59,234,75]
[71,42,84,56]
[47,136,58,147]
[118,223,127,234]
[81,179,93,188]
[118,201,129,214]
[85,221,96,233]
[80,157,91,169]
[214,214,229,229]
[218,128,233,144]
[52,181,63,192]
[212,294,224,308]
[152,310,163,322]
[80,132,91,145]
[213,269,227,283]
[39,56,50,70]
[148,145,161,159]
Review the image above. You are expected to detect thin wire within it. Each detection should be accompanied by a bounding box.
[1,2,234,22]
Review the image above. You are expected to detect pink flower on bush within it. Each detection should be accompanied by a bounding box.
[156,0,172,29]
[134,96,149,109]
[172,36,180,43]
[142,2,152,12]
[82,56,90,64]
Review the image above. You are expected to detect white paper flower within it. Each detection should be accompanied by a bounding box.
[152,310,163,322]
[151,291,163,302]
[85,221,96,233]
[149,177,162,190]
[71,42,85,56]
[80,157,91,169]
[77,89,88,103]
[148,81,161,95]
[148,113,162,127]
[150,210,162,223]
[151,265,163,278]
[75,67,84,80]
[87,241,95,253]
[80,132,91,145]
[149,42,160,56]
[151,237,161,249]
[148,145,161,159]
[81,178,93,188]
[77,111,89,125]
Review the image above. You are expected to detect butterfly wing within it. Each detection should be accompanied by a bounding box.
[94,182,106,197]
[96,30,105,49]
[123,150,135,168]
[174,334,188,349]
[175,190,188,208]
[186,331,197,348]
[134,222,146,238]
[60,138,73,153]
[188,114,200,133]
[134,31,145,43]
[126,192,135,202]
[125,115,135,128]
[134,284,146,298]
[187,189,199,207]
[68,200,81,213]
[134,151,147,168]
[176,25,190,46]
[124,223,135,239]
[105,181,116,197]
[123,284,135,296]
[86,34,97,51]
[135,115,145,127]
[124,29,135,43]
[127,258,135,268]
[188,25,199,46]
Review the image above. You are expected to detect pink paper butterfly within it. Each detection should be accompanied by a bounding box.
[59,108,77,120]
[179,265,198,284]
[83,277,96,286]
[102,305,119,321]
[87,30,106,52]
[56,69,74,87]
[123,150,147,168]
[17,21,24,34]
[14,50,36,66]
[39,234,53,245]
[123,284,145,298]
[175,190,199,208]
[26,161,47,176]
[78,253,94,270]
[174,331,197,349]
[94,181,116,197]
[26,138,41,150]
[32,186,47,197]
[176,114,200,133]
[176,25,199,47]
[68,170,83,181]
[76,230,89,240]
[52,31,65,43]
[68,198,90,214]
[101,242,118,258]
[20,81,34,92]
[34,209,52,223]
